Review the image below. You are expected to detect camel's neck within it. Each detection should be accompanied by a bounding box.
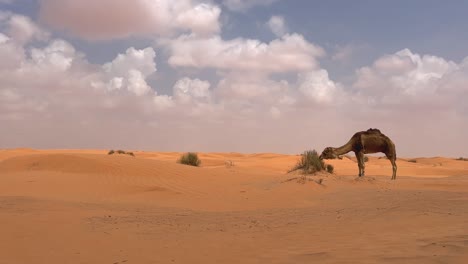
[333,140,354,155]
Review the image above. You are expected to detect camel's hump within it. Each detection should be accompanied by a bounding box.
[366,128,381,133]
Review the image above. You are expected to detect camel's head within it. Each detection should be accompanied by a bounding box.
[319,147,342,160]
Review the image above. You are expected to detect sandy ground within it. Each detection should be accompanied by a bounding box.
[0,148,467,264]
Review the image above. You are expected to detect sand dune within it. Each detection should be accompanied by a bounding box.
[1,149,467,263]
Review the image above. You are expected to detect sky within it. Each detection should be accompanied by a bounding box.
[0,0,467,157]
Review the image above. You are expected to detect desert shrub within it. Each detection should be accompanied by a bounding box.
[363,156,369,162]
[408,159,417,163]
[456,157,468,161]
[326,164,334,174]
[108,149,134,157]
[225,160,234,168]
[179,152,201,167]
[289,150,324,174]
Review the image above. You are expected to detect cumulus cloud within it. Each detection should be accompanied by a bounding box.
[0,33,24,70]
[152,94,175,111]
[167,33,324,73]
[7,14,49,44]
[39,0,221,40]
[354,49,458,97]
[1,12,467,156]
[30,40,77,72]
[298,70,342,104]
[347,49,468,155]
[93,47,156,96]
[173,77,211,104]
[267,15,288,37]
[175,3,221,36]
[0,13,49,45]
[0,16,165,123]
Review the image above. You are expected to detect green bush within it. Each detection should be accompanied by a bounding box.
[289,150,324,174]
[326,164,334,174]
[179,152,201,167]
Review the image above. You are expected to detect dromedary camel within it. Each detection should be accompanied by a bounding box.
[319,128,397,180]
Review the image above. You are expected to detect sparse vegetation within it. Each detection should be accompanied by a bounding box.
[225,160,234,168]
[456,157,468,161]
[283,175,324,185]
[288,150,325,174]
[408,159,417,163]
[108,149,135,157]
[326,164,334,174]
[179,152,201,167]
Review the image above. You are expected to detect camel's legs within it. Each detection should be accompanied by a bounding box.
[355,151,365,177]
[390,158,397,180]
[386,153,397,180]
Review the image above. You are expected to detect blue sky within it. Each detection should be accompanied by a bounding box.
[0,0,467,156]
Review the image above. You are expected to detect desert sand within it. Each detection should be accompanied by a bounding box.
[0,148,467,264]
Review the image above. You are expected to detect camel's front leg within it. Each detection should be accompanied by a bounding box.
[355,152,365,177]
[390,158,397,180]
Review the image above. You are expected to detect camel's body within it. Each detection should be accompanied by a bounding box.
[320,128,397,180]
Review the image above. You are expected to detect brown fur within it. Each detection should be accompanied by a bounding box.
[320,128,397,180]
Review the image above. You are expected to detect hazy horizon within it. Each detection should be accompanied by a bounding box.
[1,0,467,157]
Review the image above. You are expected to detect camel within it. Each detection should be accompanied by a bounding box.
[319,128,397,180]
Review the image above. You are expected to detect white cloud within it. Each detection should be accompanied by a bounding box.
[175,3,221,36]
[39,0,221,40]
[267,15,288,37]
[153,94,175,111]
[104,47,156,77]
[1,12,467,156]
[0,32,8,43]
[354,49,458,96]
[94,47,157,96]
[0,33,24,70]
[298,69,342,104]
[173,77,211,104]
[126,70,152,96]
[30,40,76,72]
[167,33,325,73]
[7,14,49,44]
